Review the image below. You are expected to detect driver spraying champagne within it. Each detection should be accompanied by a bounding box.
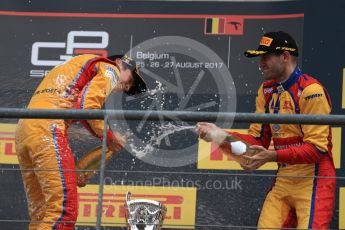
[196,31,335,229]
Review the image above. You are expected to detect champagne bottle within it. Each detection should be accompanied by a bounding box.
[76,146,113,187]
[206,129,257,165]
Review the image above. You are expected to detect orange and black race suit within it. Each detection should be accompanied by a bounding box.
[15,54,120,230]
[232,67,336,229]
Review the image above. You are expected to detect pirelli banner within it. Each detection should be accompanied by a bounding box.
[0,124,17,164]
[77,185,197,228]
[340,187,345,229]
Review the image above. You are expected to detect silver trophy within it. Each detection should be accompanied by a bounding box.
[125,192,167,230]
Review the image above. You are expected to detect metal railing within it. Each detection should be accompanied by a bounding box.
[2,108,345,125]
[1,108,344,229]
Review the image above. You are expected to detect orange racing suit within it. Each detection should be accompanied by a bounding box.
[15,54,120,229]
[231,67,336,229]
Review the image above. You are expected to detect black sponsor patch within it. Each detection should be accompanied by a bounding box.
[304,93,323,100]
[34,88,61,95]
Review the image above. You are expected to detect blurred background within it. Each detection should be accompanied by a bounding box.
[0,0,344,229]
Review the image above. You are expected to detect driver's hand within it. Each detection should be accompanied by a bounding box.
[107,131,126,152]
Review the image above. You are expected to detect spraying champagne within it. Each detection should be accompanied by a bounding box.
[196,122,257,166]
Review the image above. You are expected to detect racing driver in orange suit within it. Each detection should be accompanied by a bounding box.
[15,54,147,230]
[196,31,335,229]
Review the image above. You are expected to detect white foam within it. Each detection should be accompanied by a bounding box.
[127,123,195,159]
[230,141,247,156]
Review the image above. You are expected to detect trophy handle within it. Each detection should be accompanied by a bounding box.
[126,191,132,203]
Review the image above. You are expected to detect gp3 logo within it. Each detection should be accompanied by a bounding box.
[31,31,109,67]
